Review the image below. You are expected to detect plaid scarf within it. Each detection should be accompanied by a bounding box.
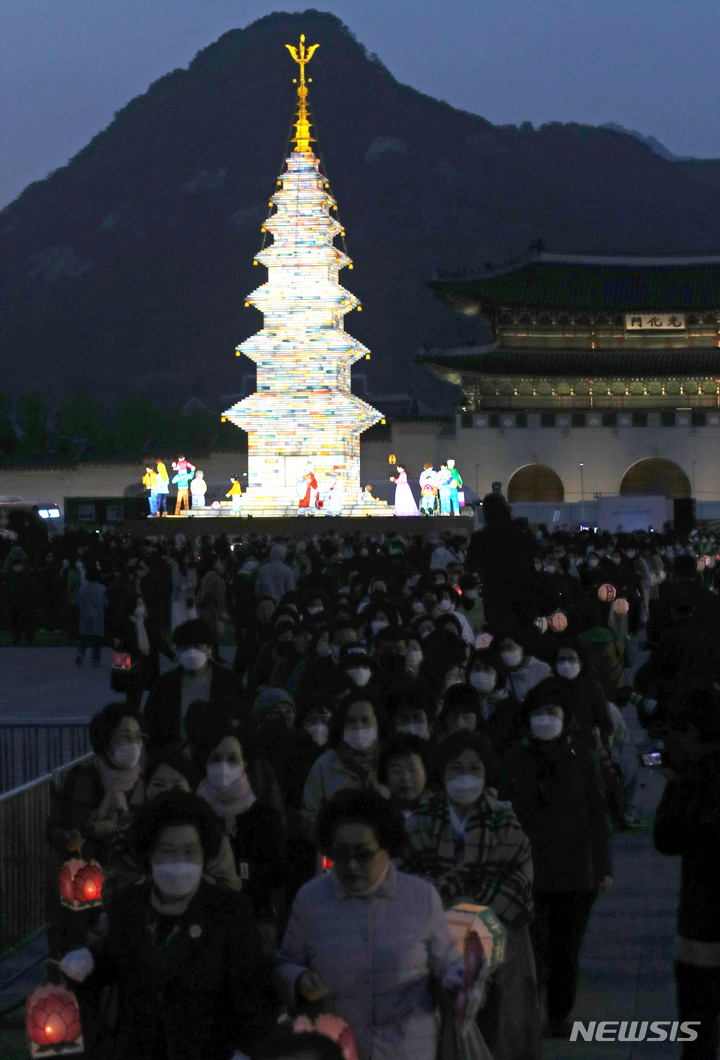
[400,790,534,927]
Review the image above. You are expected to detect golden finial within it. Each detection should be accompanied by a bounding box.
[285,34,320,153]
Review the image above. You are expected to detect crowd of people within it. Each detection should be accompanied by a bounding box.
[3,492,720,1059]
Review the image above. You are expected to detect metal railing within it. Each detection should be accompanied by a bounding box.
[0,720,91,795]
[0,752,93,962]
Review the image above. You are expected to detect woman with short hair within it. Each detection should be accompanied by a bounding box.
[62,791,277,1060]
[277,788,464,1060]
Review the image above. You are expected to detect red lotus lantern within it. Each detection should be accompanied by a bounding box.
[598,583,617,603]
[26,984,84,1056]
[548,612,568,632]
[612,598,630,614]
[293,1014,359,1060]
[59,858,104,910]
[321,856,334,872]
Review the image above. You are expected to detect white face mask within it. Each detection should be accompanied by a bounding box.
[501,649,523,669]
[407,649,423,670]
[151,861,202,898]
[588,558,599,568]
[418,627,431,640]
[347,667,372,687]
[626,551,636,559]
[344,726,377,751]
[111,743,141,769]
[207,762,242,789]
[178,648,208,672]
[371,619,389,636]
[464,589,478,600]
[307,605,323,616]
[530,714,564,741]
[437,600,453,613]
[397,721,429,739]
[305,723,329,747]
[412,600,425,614]
[469,671,496,693]
[556,661,581,681]
[316,641,332,657]
[445,774,485,804]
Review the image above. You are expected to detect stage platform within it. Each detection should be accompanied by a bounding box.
[118,514,476,540]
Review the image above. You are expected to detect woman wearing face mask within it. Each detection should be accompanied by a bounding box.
[45,704,145,957]
[195,724,286,930]
[301,694,388,842]
[111,594,175,709]
[466,646,525,759]
[143,619,240,754]
[499,683,613,1040]
[405,634,424,676]
[437,684,480,735]
[498,631,552,704]
[400,731,540,1060]
[410,614,436,643]
[389,689,432,742]
[553,647,614,754]
[65,791,277,1060]
[101,745,242,903]
[279,789,463,1060]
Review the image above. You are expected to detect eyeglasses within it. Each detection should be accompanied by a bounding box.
[330,846,381,866]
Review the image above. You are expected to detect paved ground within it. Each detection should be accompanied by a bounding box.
[0,639,688,1058]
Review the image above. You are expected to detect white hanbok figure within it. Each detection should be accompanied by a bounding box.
[325,474,343,515]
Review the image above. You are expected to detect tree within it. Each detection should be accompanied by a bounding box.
[58,393,102,450]
[115,396,167,455]
[18,392,48,456]
[0,390,17,456]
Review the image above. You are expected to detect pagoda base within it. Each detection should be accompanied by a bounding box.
[180,498,391,518]
[119,514,475,539]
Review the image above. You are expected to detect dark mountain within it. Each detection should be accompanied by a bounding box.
[2,9,720,415]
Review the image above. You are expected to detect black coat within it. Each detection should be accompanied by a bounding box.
[91,878,277,1060]
[143,663,241,753]
[499,734,613,892]
[653,748,720,942]
[226,800,286,920]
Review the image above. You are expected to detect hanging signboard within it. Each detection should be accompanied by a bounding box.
[624,313,686,330]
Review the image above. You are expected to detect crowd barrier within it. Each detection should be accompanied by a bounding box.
[0,721,91,795]
[0,752,93,962]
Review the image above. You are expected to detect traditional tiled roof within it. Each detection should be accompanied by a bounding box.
[431,252,720,312]
[417,348,720,379]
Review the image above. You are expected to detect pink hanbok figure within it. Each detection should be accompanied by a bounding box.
[391,466,419,517]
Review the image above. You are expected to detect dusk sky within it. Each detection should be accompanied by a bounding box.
[1,0,718,210]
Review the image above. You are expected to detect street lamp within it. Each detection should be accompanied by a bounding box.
[580,463,585,502]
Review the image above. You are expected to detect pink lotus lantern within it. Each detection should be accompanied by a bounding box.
[26,984,83,1056]
[59,858,104,910]
[598,583,617,603]
[612,598,630,614]
[548,612,567,632]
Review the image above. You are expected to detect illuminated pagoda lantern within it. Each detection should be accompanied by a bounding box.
[223,36,386,515]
